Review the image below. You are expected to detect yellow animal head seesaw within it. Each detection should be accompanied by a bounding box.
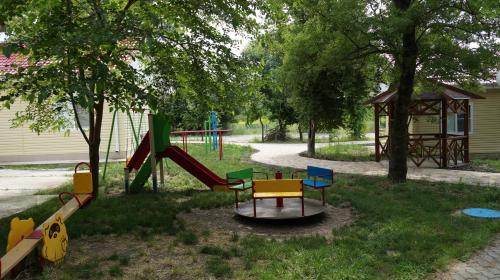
[6,217,35,253]
[42,213,68,263]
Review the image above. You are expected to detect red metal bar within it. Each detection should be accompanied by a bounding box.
[171,129,231,134]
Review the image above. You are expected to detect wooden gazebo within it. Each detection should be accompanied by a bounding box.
[371,83,484,168]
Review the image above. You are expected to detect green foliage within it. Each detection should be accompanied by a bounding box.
[280,17,372,136]
[0,0,261,194]
[241,33,298,138]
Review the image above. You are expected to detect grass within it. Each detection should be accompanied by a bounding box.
[205,256,233,278]
[469,158,500,173]
[1,144,499,279]
[302,143,376,161]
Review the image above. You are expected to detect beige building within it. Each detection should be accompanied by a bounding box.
[0,101,147,163]
[409,85,500,157]
[0,51,148,163]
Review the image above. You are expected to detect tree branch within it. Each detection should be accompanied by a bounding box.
[70,93,90,145]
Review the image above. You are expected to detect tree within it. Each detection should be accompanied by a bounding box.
[280,15,371,156]
[270,0,498,181]
[0,0,259,196]
[242,34,298,141]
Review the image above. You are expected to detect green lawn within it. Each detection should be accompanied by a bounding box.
[470,159,500,173]
[303,143,376,161]
[1,144,499,279]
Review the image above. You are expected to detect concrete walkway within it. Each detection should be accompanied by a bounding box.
[0,169,72,218]
[246,143,500,187]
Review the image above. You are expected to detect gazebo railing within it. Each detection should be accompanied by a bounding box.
[377,133,467,168]
[445,135,467,167]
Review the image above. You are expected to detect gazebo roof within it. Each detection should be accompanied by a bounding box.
[370,82,485,104]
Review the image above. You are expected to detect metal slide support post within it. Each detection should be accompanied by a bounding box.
[159,158,165,188]
[204,121,209,154]
[208,116,212,151]
[211,112,218,150]
[124,168,130,193]
[218,131,223,160]
[127,111,139,148]
[137,112,144,137]
[102,110,117,181]
[148,114,158,193]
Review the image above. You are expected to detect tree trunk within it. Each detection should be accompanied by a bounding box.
[388,2,417,182]
[259,116,264,142]
[298,124,303,142]
[307,119,316,156]
[88,100,104,197]
[88,141,101,197]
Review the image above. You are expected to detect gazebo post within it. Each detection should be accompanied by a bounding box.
[441,99,448,168]
[464,99,470,163]
[374,104,381,162]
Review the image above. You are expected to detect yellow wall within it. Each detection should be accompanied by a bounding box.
[410,88,500,155]
[0,101,130,162]
[469,89,500,154]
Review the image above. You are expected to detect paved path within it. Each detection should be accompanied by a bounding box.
[0,169,72,218]
[438,237,500,280]
[246,143,500,187]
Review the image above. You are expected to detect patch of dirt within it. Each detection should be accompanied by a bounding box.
[41,234,231,280]
[36,203,356,279]
[179,203,356,239]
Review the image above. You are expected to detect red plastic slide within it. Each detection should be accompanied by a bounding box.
[159,146,229,189]
[126,131,150,172]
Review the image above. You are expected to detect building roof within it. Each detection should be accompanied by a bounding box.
[369,82,485,104]
[0,52,28,74]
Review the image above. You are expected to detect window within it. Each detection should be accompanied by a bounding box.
[447,104,473,134]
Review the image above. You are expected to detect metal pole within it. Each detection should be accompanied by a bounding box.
[124,168,130,194]
[127,111,139,148]
[219,131,223,160]
[159,158,165,189]
[137,112,144,137]
[148,114,158,193]
[102,110,117,181]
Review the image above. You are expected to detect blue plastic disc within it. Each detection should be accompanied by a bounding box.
[462,208,500,219]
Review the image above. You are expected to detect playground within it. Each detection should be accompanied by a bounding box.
[1,1,499,278]
[0,115,499,278]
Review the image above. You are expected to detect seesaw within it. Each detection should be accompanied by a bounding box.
[0,163,94,279]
